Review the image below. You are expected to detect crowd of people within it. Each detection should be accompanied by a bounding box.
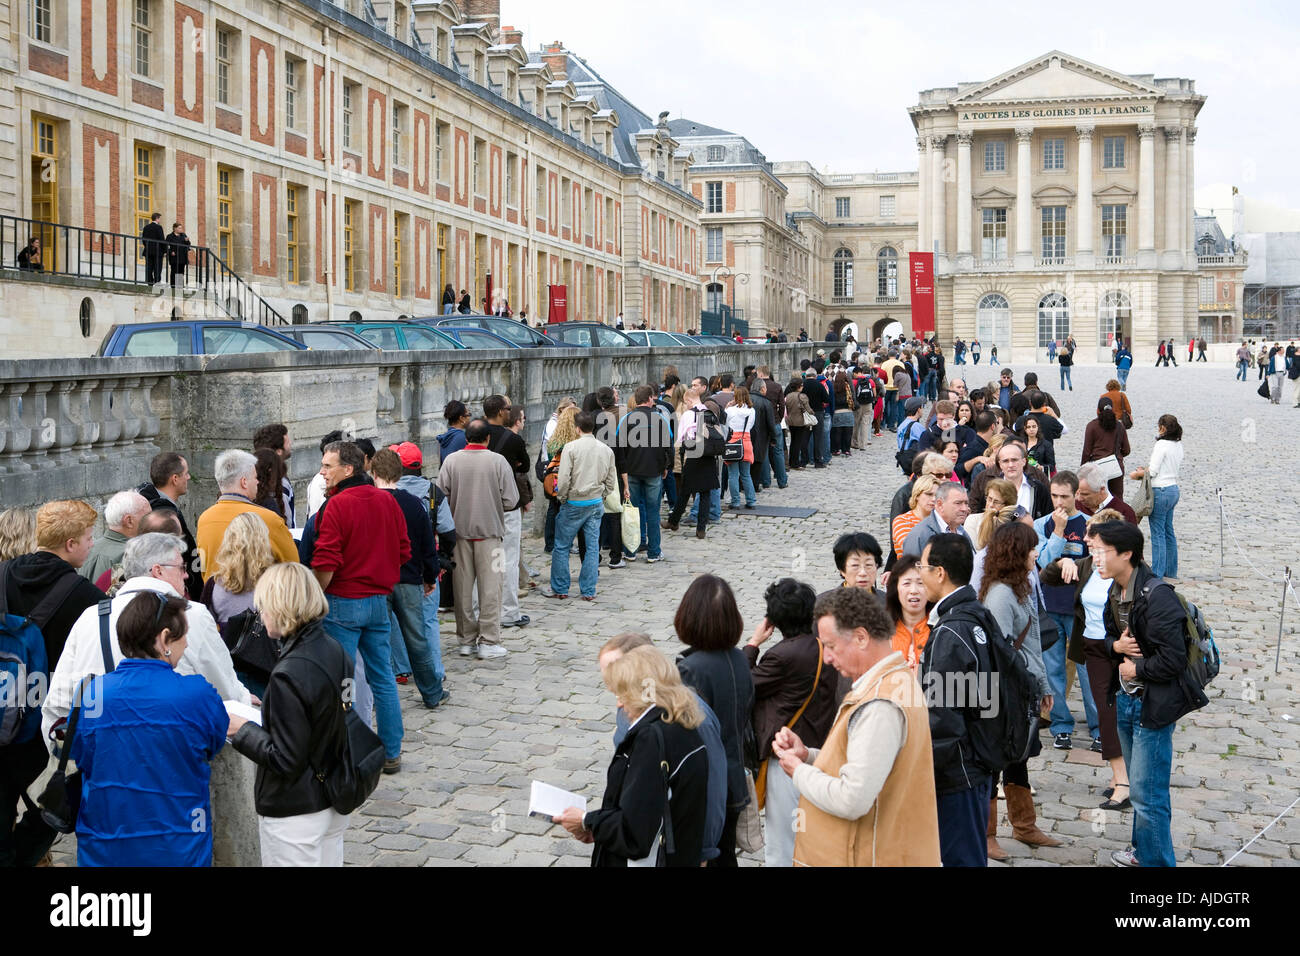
[0,331,1205,868]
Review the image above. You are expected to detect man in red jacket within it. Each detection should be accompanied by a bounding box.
[312,440,411,774]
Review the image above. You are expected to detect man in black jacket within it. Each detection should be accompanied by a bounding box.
[1014,390,1065,442]
[1093,521,1199,868]
[166,221,191,287]
[615,386,675,562]
[802,371,831,468]
[137,450,203,599]
[747,379,782,492]
[141,211,166,285]
[484,394,530,628]
[916,400,976,456]
[918,533,998,866]
[0,500,104,867]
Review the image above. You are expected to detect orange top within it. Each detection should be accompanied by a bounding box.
[892,617,931,672]
[891,510,924,559]
[1102,389,1133,422]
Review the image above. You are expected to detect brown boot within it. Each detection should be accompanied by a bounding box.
[1005,783,1062,847]
[986,797,1009,861]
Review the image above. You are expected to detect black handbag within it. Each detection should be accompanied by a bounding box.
[222,609,281,685]
[1257,380,1271,399]
[301,657,385,815]
[36,676,94,833]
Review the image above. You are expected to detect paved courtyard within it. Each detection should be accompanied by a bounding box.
[48,359,1300,867]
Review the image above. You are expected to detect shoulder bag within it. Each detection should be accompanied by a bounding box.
[222,608,281,686]
[302,655,386,815]
[753,641,823,810]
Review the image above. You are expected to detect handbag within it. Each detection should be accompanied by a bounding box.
[302,657,386,815]
[35,675,95,833]
[801,411,819,427]
[620,502,641,553]
[735,770,765,854]
[722,438,744,463]
[1257,380,1271,399]
[1133,472,1155,520]
[222,608,281,685]
[1089,454,1122,484]
[603,489,624,514]
[754,641,823,810]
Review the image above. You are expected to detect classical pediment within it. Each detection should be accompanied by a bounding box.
[1095,183,1137,198]
[1033,184,1077,200]
[974,185,1016,201]
[954,52,1161,105]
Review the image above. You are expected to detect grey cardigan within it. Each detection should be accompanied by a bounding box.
[982,581,1051,696]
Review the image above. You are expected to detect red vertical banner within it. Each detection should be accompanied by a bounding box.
[909,252,935,335]
[547,284,568,323]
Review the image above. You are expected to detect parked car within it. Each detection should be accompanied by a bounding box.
[434,326,520,349]
[324,322,465,351]
[97,320,307,357]
[279,324,381,350]
[625,329,698,349]
[692,335,740,348]
[427,315,557,347]
[543,322,637,348]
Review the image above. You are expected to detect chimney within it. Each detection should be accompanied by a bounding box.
[463,0,501,40]
[541,41,567,80]
[500,25,524,47]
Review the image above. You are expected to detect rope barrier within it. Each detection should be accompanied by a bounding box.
[1216,488,1285,584]
[1222,794,1300,866]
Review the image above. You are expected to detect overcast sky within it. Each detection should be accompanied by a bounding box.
[513,0,1300,213]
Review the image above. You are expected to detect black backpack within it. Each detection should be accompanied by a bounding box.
[854,377,877,408]
[894,420,925,475]
[943,602,1041,774]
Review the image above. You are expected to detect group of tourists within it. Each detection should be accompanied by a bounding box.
[1237,339,1300,406]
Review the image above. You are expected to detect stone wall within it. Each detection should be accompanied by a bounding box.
[0,343,816,529]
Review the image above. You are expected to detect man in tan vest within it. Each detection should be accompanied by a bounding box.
[777,587,941,866]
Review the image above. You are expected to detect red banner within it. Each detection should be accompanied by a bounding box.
[546,284,568,323]
[909,252,935,335]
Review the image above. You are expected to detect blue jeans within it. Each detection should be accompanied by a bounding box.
[1116,692,1176,866]
[1043,613,1099,738]
[757,434,788,488]
[814,409,831,464]
[324,593,404,759]
[551,502,603,597]
[726,460,756,507]
[884,392,898,428]
[925,370,939,400]
[1236,360,1249,381]
[689,485,722,522]
[1060,365,1073,390]
[972,352,981,365]
[1149,485,1180,578]
[387,582,444,706]
[442,303,455,315]
[663,472,678,509]
[1117,366,1130,388]
[627,474,663,559]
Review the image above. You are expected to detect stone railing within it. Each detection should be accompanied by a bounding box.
[0,343,816,517]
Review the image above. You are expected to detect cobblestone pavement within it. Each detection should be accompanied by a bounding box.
[48,361,1300,867]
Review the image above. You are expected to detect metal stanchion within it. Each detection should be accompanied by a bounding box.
[1218,487,1225,571]
[1277,567,1291,676]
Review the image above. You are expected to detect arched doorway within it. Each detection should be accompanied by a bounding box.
[976,293,1011,358]
[1098,291,1132,362]
[826,316,852,340]
[872,317,903,345]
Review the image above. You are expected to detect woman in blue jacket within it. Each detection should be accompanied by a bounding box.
[71,591,229,866]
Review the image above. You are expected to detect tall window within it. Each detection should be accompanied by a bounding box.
[1043,137,1065,170]
[285,185,300,283]
[981,207,1007,260]
[284,59,299,131]
[1098,291,1131,348]
[833,248,854,299]
[835,197,851,218]
[1102,204,1127,257]
[217,167,233,264]
[342,83,354,149]
[216,29,232,106]
[880,195,896,218]
[343,202,356,292]
[706,145,724,163]
[506,153,517,206]
[393,222,402,297]
[1199,276,1214,305]
[392,103,405,168]
[977,293,1011,353]
[1041,206,1066,259]
[877,247,898,297]
[133,145,154,236]
[706,227,722,262]
[706,181,722,214]
[984,140,1006,172]
[133,0,152,76]
[1103,136,1125,168]
[435,120,448,181]
[1037,292,1070,348]
[473,138,485,195]
[436,224,447,292]
[31,0,52,42]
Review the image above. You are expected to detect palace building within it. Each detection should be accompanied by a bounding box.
[909,51,1245,362]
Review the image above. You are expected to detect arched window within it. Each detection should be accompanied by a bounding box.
[706,282,724,313]
[1037,292,1070,348]
[877,246,898,298]
[291,303,309,324]
[1196,235,1216,256]
[1098,291,1131,349]
[833,248,853,299]
[976,293,1011,353]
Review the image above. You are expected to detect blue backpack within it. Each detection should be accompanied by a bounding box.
[0,563,83,746]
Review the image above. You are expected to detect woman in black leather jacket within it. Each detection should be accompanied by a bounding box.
[228,563,350,866]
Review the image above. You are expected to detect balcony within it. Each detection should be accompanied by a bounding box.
[876,295,898,305]
[831,295,854,305]
[1198,252,1248,266]
[1034,257,1074,269]
[1098,256,1137,267]
[973,259,1014,271]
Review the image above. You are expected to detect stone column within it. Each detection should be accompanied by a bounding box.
[956,132,972,266]
[1162,126,1183,269]
[916,136,929,254]
[1184,127,1197,270]
[1075,125,1095,268]
[1138,125,1157,268]
[930,134,948,264]
[1014,126,1034,268]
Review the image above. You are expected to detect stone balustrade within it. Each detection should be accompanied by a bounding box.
[0,343,817,519]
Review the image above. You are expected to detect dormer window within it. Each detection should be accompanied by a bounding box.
[707,145,724,163]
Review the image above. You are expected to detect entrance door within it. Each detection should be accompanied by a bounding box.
[31,117,59,271]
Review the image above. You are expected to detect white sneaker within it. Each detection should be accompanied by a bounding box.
[458,645,476,657]
[476,644,508,660]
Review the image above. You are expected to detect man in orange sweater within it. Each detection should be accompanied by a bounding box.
[195,449,298,580]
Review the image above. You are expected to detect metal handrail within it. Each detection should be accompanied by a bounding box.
[1,213,284,325]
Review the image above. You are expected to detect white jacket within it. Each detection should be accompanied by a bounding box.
[41,576,251,749]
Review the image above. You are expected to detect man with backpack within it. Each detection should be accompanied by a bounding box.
[1092,521,1204,867]
[1115,341,1134,390]
[851,364,878,450]
[895,397,927,475]
[0,500,105,867]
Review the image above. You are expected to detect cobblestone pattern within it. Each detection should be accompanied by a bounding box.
[47,362,1300,866]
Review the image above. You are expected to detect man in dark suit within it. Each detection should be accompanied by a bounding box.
[166,221,191,288]
[141,212,166,285]
[748,378,781,491]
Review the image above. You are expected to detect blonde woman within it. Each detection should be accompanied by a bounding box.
[554,644,710,867]
[0,507,36,561]
[544,404,581,554]
[965,478,1019,546]
[228,562,352,867]
[202,512,275,629]
[891,474,940,560]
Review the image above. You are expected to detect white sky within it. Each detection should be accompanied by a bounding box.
[512,0,1300,214]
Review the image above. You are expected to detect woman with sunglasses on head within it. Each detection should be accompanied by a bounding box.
[70,590,229,866]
